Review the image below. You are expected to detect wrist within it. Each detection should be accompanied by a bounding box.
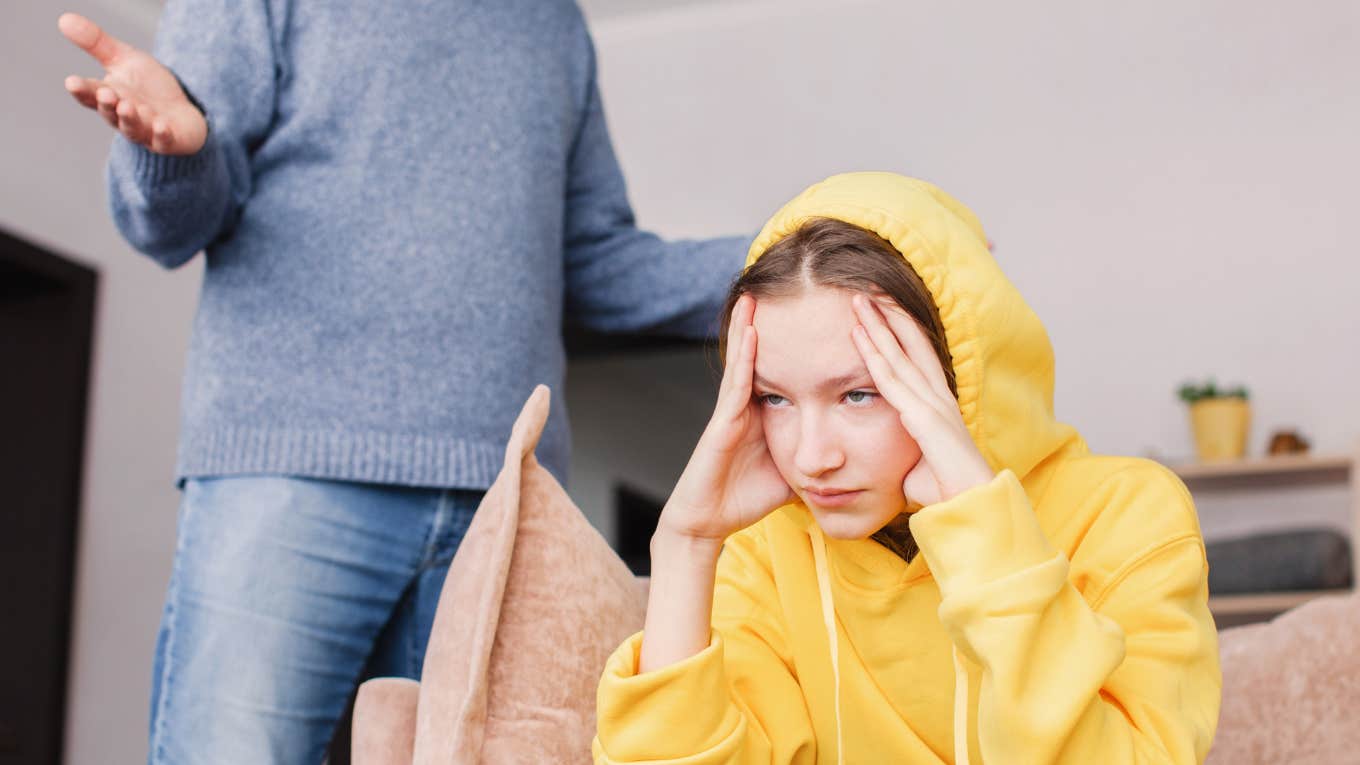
[948,456,996,500]
[172,71,206,117]
[651,524,724,565]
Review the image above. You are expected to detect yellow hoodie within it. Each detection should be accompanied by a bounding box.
[593,173,1221,764]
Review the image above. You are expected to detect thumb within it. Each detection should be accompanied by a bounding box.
[58,13,133,69]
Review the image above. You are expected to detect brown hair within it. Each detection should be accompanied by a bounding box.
[720,217,955,396]
[718,217,956,562]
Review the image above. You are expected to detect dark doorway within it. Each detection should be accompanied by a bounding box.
[0,228,97,765]
[614,482,667,576]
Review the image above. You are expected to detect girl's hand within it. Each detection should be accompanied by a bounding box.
[656,295,795,545]
[58,13,208,155]
[850,294,994,507]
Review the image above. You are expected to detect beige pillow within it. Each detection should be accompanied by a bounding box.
[1209,592,1360,764]
[353,678,420,765]
[410,385,649,764]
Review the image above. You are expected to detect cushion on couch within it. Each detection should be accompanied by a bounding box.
[409,385,649,764]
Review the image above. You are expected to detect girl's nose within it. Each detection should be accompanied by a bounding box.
[794,415,845,477]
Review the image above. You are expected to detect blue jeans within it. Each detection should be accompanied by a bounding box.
[147,476,481,764]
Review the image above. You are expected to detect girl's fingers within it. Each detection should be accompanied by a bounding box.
[718,326,756,420]
[732,325,756,399]
[856,324,983,493]
[723,295,751,369]
[873,297,954,403]
[719,295,753,395]
[851,296,951,419]
[850,324,936,435]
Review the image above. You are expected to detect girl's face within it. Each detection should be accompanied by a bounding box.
[751,285,924,539]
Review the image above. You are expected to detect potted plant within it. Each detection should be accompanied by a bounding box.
[1178,379,1250,461]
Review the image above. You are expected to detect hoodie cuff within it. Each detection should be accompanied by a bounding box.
[595,631,745,761]
[910,469,1059,600]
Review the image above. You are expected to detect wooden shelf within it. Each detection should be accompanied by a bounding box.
[1208,589,1349,617]
[1163,453,1351,489]
[1177,443,1360,627]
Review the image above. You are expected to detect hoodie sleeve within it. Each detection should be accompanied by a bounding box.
[561,36,748,340]
[106,0,278,269]
[593,528,818,764]
[910,468,1221,765]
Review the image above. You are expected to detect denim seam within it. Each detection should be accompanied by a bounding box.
[150,503,192,764]
[410,489,453,677]
[443,490,479,564]
[420,490,453,569]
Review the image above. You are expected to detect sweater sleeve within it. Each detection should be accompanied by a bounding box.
[561,35,748,340]
[106,0,279,268]
[594,529,817,764]
[910,469,1221,765]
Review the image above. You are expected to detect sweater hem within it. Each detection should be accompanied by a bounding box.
[174,426,510,491]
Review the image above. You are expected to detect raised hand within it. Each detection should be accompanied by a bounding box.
[657,295,795,544]
[849,294,994,507]
[58,12,208,155]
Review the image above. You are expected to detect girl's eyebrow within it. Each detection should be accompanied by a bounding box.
[753,372,871,393]
[818,372,874,393]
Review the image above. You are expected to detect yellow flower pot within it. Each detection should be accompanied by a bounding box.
[1189,397,1251,461]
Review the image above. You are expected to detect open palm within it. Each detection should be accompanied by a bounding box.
[59,13,207,155]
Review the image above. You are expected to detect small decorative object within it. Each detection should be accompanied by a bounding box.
[1268,429,1311,456]
[1178,379,1250,461]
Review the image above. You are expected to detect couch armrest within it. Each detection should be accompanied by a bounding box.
[1210,592,1360,764]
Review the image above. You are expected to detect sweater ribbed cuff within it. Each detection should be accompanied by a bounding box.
[115,134,217,185]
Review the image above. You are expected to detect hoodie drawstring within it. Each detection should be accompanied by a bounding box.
[809,525,845,765]
[809,524,973,765]
[953,645,971,765]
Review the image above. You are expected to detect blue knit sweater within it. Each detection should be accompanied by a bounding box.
[108,0,746,489]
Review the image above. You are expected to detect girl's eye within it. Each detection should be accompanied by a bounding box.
[758,393,789,408]
[845,390,876,405]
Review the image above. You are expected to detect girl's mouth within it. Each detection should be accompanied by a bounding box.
[803,488,864,508]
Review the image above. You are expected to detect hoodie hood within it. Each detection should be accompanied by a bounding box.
[747,172,1080,483]
[748,173,1085,765]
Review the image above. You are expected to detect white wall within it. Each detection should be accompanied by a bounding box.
[5,1,1356,763]
[5,3,193,764]
[568,0,1360,545]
